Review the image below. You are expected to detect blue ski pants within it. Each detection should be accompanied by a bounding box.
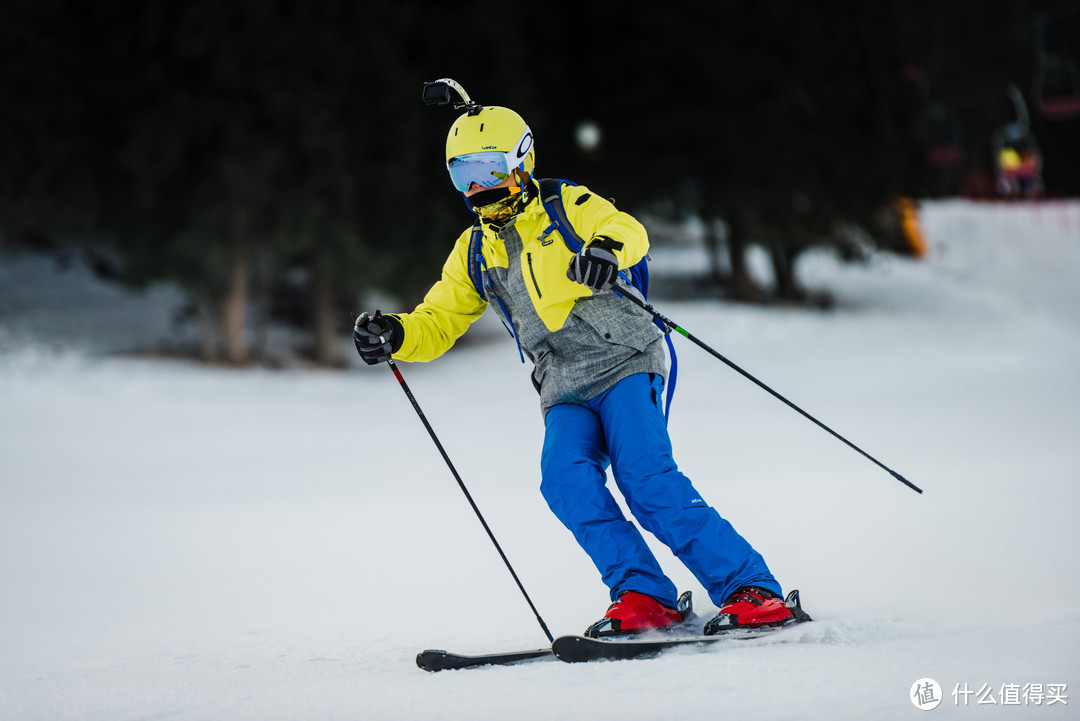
[540,373,781,609]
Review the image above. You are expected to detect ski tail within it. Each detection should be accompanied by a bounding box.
[416,647,554,672]
[786,589,813,624]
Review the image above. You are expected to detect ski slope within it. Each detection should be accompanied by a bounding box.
[1,200,1078,719]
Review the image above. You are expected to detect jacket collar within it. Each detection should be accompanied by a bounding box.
[481,178,541,231]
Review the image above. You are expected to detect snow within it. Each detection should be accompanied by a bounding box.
[1,199,1079,720]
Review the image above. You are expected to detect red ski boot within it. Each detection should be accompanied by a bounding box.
[703,586,798,635]
[584,591,685,638]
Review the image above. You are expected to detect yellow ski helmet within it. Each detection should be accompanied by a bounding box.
[445,106,535,191]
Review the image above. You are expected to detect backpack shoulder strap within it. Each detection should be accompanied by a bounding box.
[539,178,585,253]
[466,219,484,298]
[465,218,525,362]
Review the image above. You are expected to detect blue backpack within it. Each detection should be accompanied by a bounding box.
[466,178,678,419]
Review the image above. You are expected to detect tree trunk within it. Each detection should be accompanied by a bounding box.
[726,217,764,303]
[196,298,218,362]
[769,242,804,301]
[311,248,342,367]
[703,220,727,285]
[216,241,249,365]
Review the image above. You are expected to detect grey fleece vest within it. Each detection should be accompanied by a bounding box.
[481,219,667,415]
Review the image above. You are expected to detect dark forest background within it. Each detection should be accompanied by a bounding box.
[2,0,1077,366]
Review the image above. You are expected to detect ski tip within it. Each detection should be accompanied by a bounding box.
[416,650,448,672]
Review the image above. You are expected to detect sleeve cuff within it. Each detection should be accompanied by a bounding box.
[587,235,625,252]
[384,314,405,354]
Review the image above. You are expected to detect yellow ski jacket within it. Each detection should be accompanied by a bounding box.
[391,180,666,411]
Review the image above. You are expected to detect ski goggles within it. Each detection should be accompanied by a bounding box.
[447,128,533,192]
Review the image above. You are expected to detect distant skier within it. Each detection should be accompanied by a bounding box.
[353,91,794,637]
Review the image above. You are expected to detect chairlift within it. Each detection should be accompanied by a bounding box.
[990,86,1043,198]
[1033,8,1080,120]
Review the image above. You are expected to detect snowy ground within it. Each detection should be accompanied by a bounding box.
[1,200,1078,720]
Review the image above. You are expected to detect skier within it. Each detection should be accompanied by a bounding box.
[353,98,794,638]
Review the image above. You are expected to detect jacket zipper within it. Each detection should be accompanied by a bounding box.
[526,253,542,299]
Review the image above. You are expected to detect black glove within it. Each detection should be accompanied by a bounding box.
[353,311,403,365]
[567,240,620,292]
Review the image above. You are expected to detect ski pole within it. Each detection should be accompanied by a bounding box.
[616,287,923,495]
[386,357,555,643]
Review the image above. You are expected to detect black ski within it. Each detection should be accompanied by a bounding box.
[416,590,810,670]
[552,626,779,662]
[416,647,554,672]
[553,590,811,664]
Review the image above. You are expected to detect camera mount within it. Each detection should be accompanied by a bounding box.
[422,78,483,116]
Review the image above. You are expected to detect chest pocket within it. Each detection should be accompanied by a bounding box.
[567,296,661,354]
